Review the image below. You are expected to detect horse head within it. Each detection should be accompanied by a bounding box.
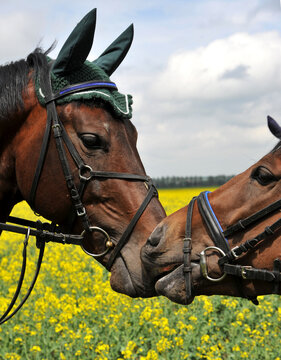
[0,9,165,299]
[142,116,281,304]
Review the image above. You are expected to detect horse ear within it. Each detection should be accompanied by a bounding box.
[93,24,134,76]
[267,115,281,139]
[52,9,97,75]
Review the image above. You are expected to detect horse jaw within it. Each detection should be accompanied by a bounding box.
[110,236,158,298]
[110,256,138,297]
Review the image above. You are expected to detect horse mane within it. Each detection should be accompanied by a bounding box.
[0,47,52,125]
[0,46,120,128]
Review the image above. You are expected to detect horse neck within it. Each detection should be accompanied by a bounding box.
[0,81,38,222]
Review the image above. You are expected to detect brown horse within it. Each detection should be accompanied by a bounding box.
[142,116,281,305]
[0,8,165,321]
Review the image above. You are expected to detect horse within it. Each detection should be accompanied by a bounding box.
[141,116,281,306]
[0,9,165,324]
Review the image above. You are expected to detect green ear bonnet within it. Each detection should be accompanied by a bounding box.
[35,9,133,120]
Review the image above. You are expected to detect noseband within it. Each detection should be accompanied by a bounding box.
[0,69,157,324]
[183,191,281,304]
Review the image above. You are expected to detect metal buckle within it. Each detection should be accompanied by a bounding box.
[183,237,192,252]
[80,226,114,258]
[24,227,31,246]
[241,266,252,279]
[76,207,86,217]
[231,246,240,259]
[200,246,227,282]
[59,233,66,244]
[52,124,61,130]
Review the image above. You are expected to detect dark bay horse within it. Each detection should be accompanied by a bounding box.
[142,116,281,305]
[0,9,165,322]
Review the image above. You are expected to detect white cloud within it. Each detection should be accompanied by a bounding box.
[0,11,46,63]
[136,31,281,176]
[152,32,281,102]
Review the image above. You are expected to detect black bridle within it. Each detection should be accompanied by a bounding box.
[0,70,157,324]
[183,191,281,304]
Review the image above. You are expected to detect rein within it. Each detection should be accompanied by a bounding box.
[183,191,281,304]
[0,69,157,324]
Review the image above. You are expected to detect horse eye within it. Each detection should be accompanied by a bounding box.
[80,133,101,149]
[251,166,277,186]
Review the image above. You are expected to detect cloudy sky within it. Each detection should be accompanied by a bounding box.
[1,1,281,177]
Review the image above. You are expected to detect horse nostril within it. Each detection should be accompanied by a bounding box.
[147,226,164,247]
[147,235,160,247]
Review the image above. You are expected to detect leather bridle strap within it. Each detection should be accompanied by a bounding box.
[50,106,91,230]
[0,218,83,245]
[219,217,281,265]
[106,183,158,270]
[197,191,230,254]
[223,198,281,238]
[0,226,45,325]
[29,104,52,209]
[195,191,281,302]
[196,191,247,300]
[183,197,196,301]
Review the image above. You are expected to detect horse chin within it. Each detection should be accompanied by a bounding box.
[110,255,157,298]
[109,256,139,297]
[155,264,197,305]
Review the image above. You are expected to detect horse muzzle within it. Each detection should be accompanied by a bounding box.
[155,263,199,305]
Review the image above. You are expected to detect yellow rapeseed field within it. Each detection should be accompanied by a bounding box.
[0,188,280,359]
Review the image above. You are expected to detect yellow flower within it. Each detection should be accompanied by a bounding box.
[156,336,173,353]
[14,337,23,344]
[30,346,41,353]
[143,350,158,360]
[55,323,64,333]
[5,354,21,360]
[121,341,137,359]
[95,342,110,355]
[232,345,240,352]
[201,334,210,343]
[175,336,184,347]
[237,312,244,321]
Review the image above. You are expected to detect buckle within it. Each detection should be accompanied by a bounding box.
[231,246,240,259]
[77,207,86,217]
[241,266,252,279]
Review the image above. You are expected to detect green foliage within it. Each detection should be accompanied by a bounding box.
[153,176,234,188]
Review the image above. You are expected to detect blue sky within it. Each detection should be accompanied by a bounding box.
[1,1,281,177]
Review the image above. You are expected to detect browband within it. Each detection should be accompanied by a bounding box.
[45,80,118,103]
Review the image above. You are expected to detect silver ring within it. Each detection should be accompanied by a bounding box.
[80,226,113,258]
[79,165,93,181]
[200,246,227,282]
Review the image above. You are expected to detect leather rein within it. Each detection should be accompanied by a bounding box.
[183,191,281,304]
[0,69,157,324]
